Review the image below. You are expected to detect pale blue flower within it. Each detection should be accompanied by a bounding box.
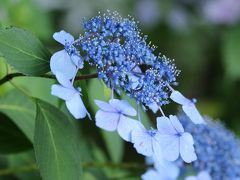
[50,30,77,79]
[143,157,180,180]
[170,90,204,124]
[185,171,211,180]
[131,123,163,165]
[157,115,197,163]
[51,72,90,119]
[95,99,140,142]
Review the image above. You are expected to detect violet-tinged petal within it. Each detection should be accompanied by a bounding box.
[197,171,211,180]
[152,139,163,166]
[148,102,158,113]
[141,169,162,180]
[117,115,141,142]
[158,134,180,161]
[170,90,190,105]
[50,50,77,79]
[51,85,76,101]
[109,99,137,116]
[169,115,184,133]
[53,30,74,45]
[157,116,177,135]
[132,126,153,156]
[55,72,73,88]
[66,93,89,119]
[71,54,84,69]
[182,104,205,124]
[179,132,197,163]
[95,110,119,131]
[94,100,117,112]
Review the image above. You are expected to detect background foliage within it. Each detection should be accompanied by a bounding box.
[0,0,240,179]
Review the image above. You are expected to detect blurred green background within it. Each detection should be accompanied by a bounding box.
[0,0,240,179]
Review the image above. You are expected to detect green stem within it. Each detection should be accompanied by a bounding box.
[0,162,148,176]
[0,72,98,86]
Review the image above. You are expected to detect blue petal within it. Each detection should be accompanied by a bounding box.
[141,169,162,180]
[50,50,77,79]
[109,99,137,116]
[158,134,179,161]
[179,132,197,163]
[185,176,197,180]
[170,90,190,105]
[182,104,205,124]
[132,124,153,156]
[169,115,184,133]
[157,116,177,135]
[95,110,119,131]
[117,115,140,142]
[55,72,73,88]
[51,85,76,101]
[71,54,84,69]
[152,139,164,166]
[198,171,211,180]
[148,102,159,113]
[94,100,117,112]
[65,93,89,119]
[53,30,74,45]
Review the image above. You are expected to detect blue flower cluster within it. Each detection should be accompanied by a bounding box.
[178,114,240,180]
[73,12,179,107]
[49,12,207,180]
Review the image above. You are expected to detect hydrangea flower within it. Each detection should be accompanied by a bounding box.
[157,115,197,163]
[51,72,90,119]
[178,114,240,179]
[170,90,204,124]
[94,99,140,141]
[185,171,211,180]
[142,157,180,180]
[50,31,78,79]
[75,12,179,109]
[131,123,163,165]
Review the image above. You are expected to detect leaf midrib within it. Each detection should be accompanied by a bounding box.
[38,105,61,180]
[0,38,49,63]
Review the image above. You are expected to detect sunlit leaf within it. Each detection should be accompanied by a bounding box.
[0,27,51,75]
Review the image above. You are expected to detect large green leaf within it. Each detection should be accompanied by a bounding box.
[0,27,51,75]
[34,100,82,180]
[0,90,35,142]
[0,112,32,154]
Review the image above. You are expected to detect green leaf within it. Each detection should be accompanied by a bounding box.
[34,100,82,180]
[222,26,240,81]
[0,27,51,75]
[88,79,124,163]
[0,90,36,142]
[7,151,41,180]
[0,112,32,154]
[101,131,124,163]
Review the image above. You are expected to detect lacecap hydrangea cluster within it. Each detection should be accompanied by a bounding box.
[177,114,240,180]
[50,12,206,179]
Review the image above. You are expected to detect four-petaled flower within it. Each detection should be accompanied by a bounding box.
[95,99,140,142]
[157,115,197,163]
[131,124,163,165]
